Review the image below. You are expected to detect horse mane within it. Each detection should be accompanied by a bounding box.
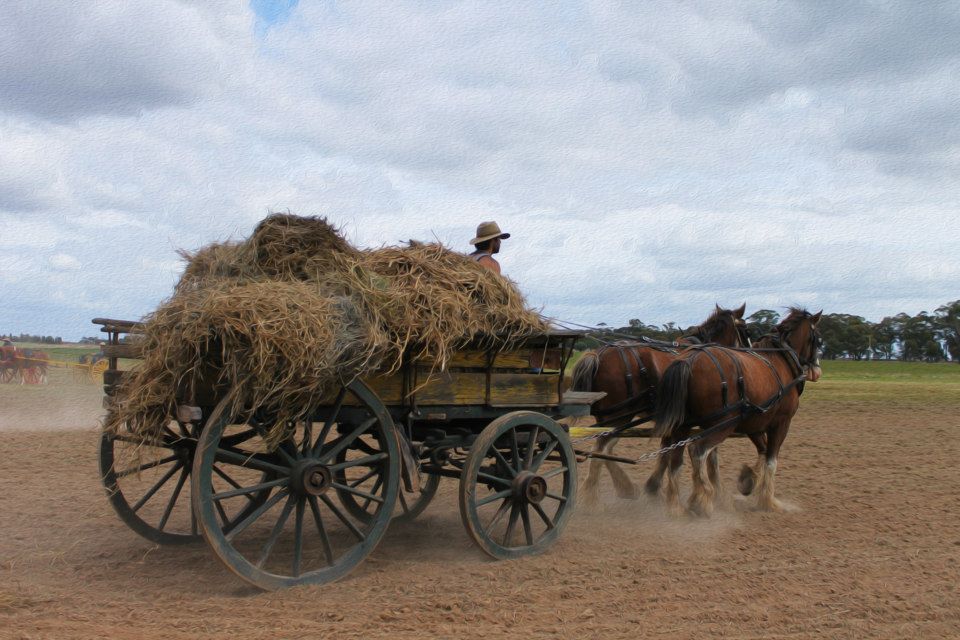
[776,307,813,335]
[696,307,728,337]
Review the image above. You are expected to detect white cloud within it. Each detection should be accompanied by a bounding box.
[0,1,237,121]
[49,253,82,271]
[1,1,959,338]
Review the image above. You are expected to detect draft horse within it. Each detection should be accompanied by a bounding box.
[573,304,752,504]
[653,308,822,516]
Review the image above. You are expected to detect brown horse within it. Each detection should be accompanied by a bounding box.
[653,308,822,516]
[573,304,751,504]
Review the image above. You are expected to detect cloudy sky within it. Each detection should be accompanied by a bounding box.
[2,1,958,340]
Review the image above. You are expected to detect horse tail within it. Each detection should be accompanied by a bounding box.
[570,351,600,392]
[653,359,692,437]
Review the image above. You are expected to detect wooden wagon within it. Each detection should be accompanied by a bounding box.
[94,318,604,590]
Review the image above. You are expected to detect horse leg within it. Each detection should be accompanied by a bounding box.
[757,420,790,512]
[706,447,728,509]
[604,437,638,499]
[686,441,715,517]
[662,438,686,517]
[644,436,671,497]
[738,432,767,496]
[580,435,608,506]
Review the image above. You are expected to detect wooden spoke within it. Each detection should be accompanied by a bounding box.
[502,502,520,546]
[348,467,380,488]
[319,494,366,541]
[308,495,334,566]
[327,452,388,472]
[214,448,289,476]
[540,466,568,480]
[483,499,513,537]
[523,426,540,470]
[318,417,377,465]
[329,482,385,505]
[530,439,558,472]
[360,477,384,512]
[476,488,512,507]
[212,477,288,501]
[292,498,305,577]
[131,462,182,512]
[157,466,189,531]
[225,488,290,542]
[301,420,313,457]
[116,454,178,478]
[521,505,534,546]
[532,503,554,530]
[311,387,347,456]
[491,447,517,478]
[510,429,521,473]
[477,471,512,488]
[257,495,296,568]
[220,428,259,448]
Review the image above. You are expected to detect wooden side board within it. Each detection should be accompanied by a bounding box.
[327,367,561,407]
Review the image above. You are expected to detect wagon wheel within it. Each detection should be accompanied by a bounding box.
[0,367,14,383]
[334,439,440,524]
[100,417,270,545]
[192,379,400,591]
[459,411,577,559]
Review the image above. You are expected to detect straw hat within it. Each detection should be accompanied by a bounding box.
[469,221,510,245]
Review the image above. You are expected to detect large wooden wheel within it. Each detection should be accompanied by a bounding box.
[192,379,400,591]
[459,411,577,559]
[100,417,268,545]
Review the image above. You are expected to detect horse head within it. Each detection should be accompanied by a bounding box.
[699,303,749,348]
[776,308,823,382]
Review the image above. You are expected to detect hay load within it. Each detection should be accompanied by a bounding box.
[107,213,546,440]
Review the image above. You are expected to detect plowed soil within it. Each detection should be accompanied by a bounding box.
[2,369,958,639]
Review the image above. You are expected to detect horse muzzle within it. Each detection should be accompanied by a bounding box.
[805,365,822,382]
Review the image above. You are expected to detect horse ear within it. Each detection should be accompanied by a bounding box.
[715,303,722,313]
[735,303,746,319]
[812,310,822,325]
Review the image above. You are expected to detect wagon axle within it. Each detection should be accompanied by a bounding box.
[292,461,333,496]
[515,471,547,505]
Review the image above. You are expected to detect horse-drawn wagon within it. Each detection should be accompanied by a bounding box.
[95,317,603,591]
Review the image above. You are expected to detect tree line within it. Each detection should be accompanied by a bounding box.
[2,333,64,344]
[576,299,960,362]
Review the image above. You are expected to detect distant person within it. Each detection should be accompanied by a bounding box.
[468,221,510,275]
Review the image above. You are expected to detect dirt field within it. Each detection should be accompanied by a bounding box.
[1,366,959,639]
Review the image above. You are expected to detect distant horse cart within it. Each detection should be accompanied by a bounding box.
[0,343,49,384]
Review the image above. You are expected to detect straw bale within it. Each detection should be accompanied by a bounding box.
[107,213,545,442]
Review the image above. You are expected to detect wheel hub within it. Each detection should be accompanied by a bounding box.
[514,471,547,504]
[294,461,332,496]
